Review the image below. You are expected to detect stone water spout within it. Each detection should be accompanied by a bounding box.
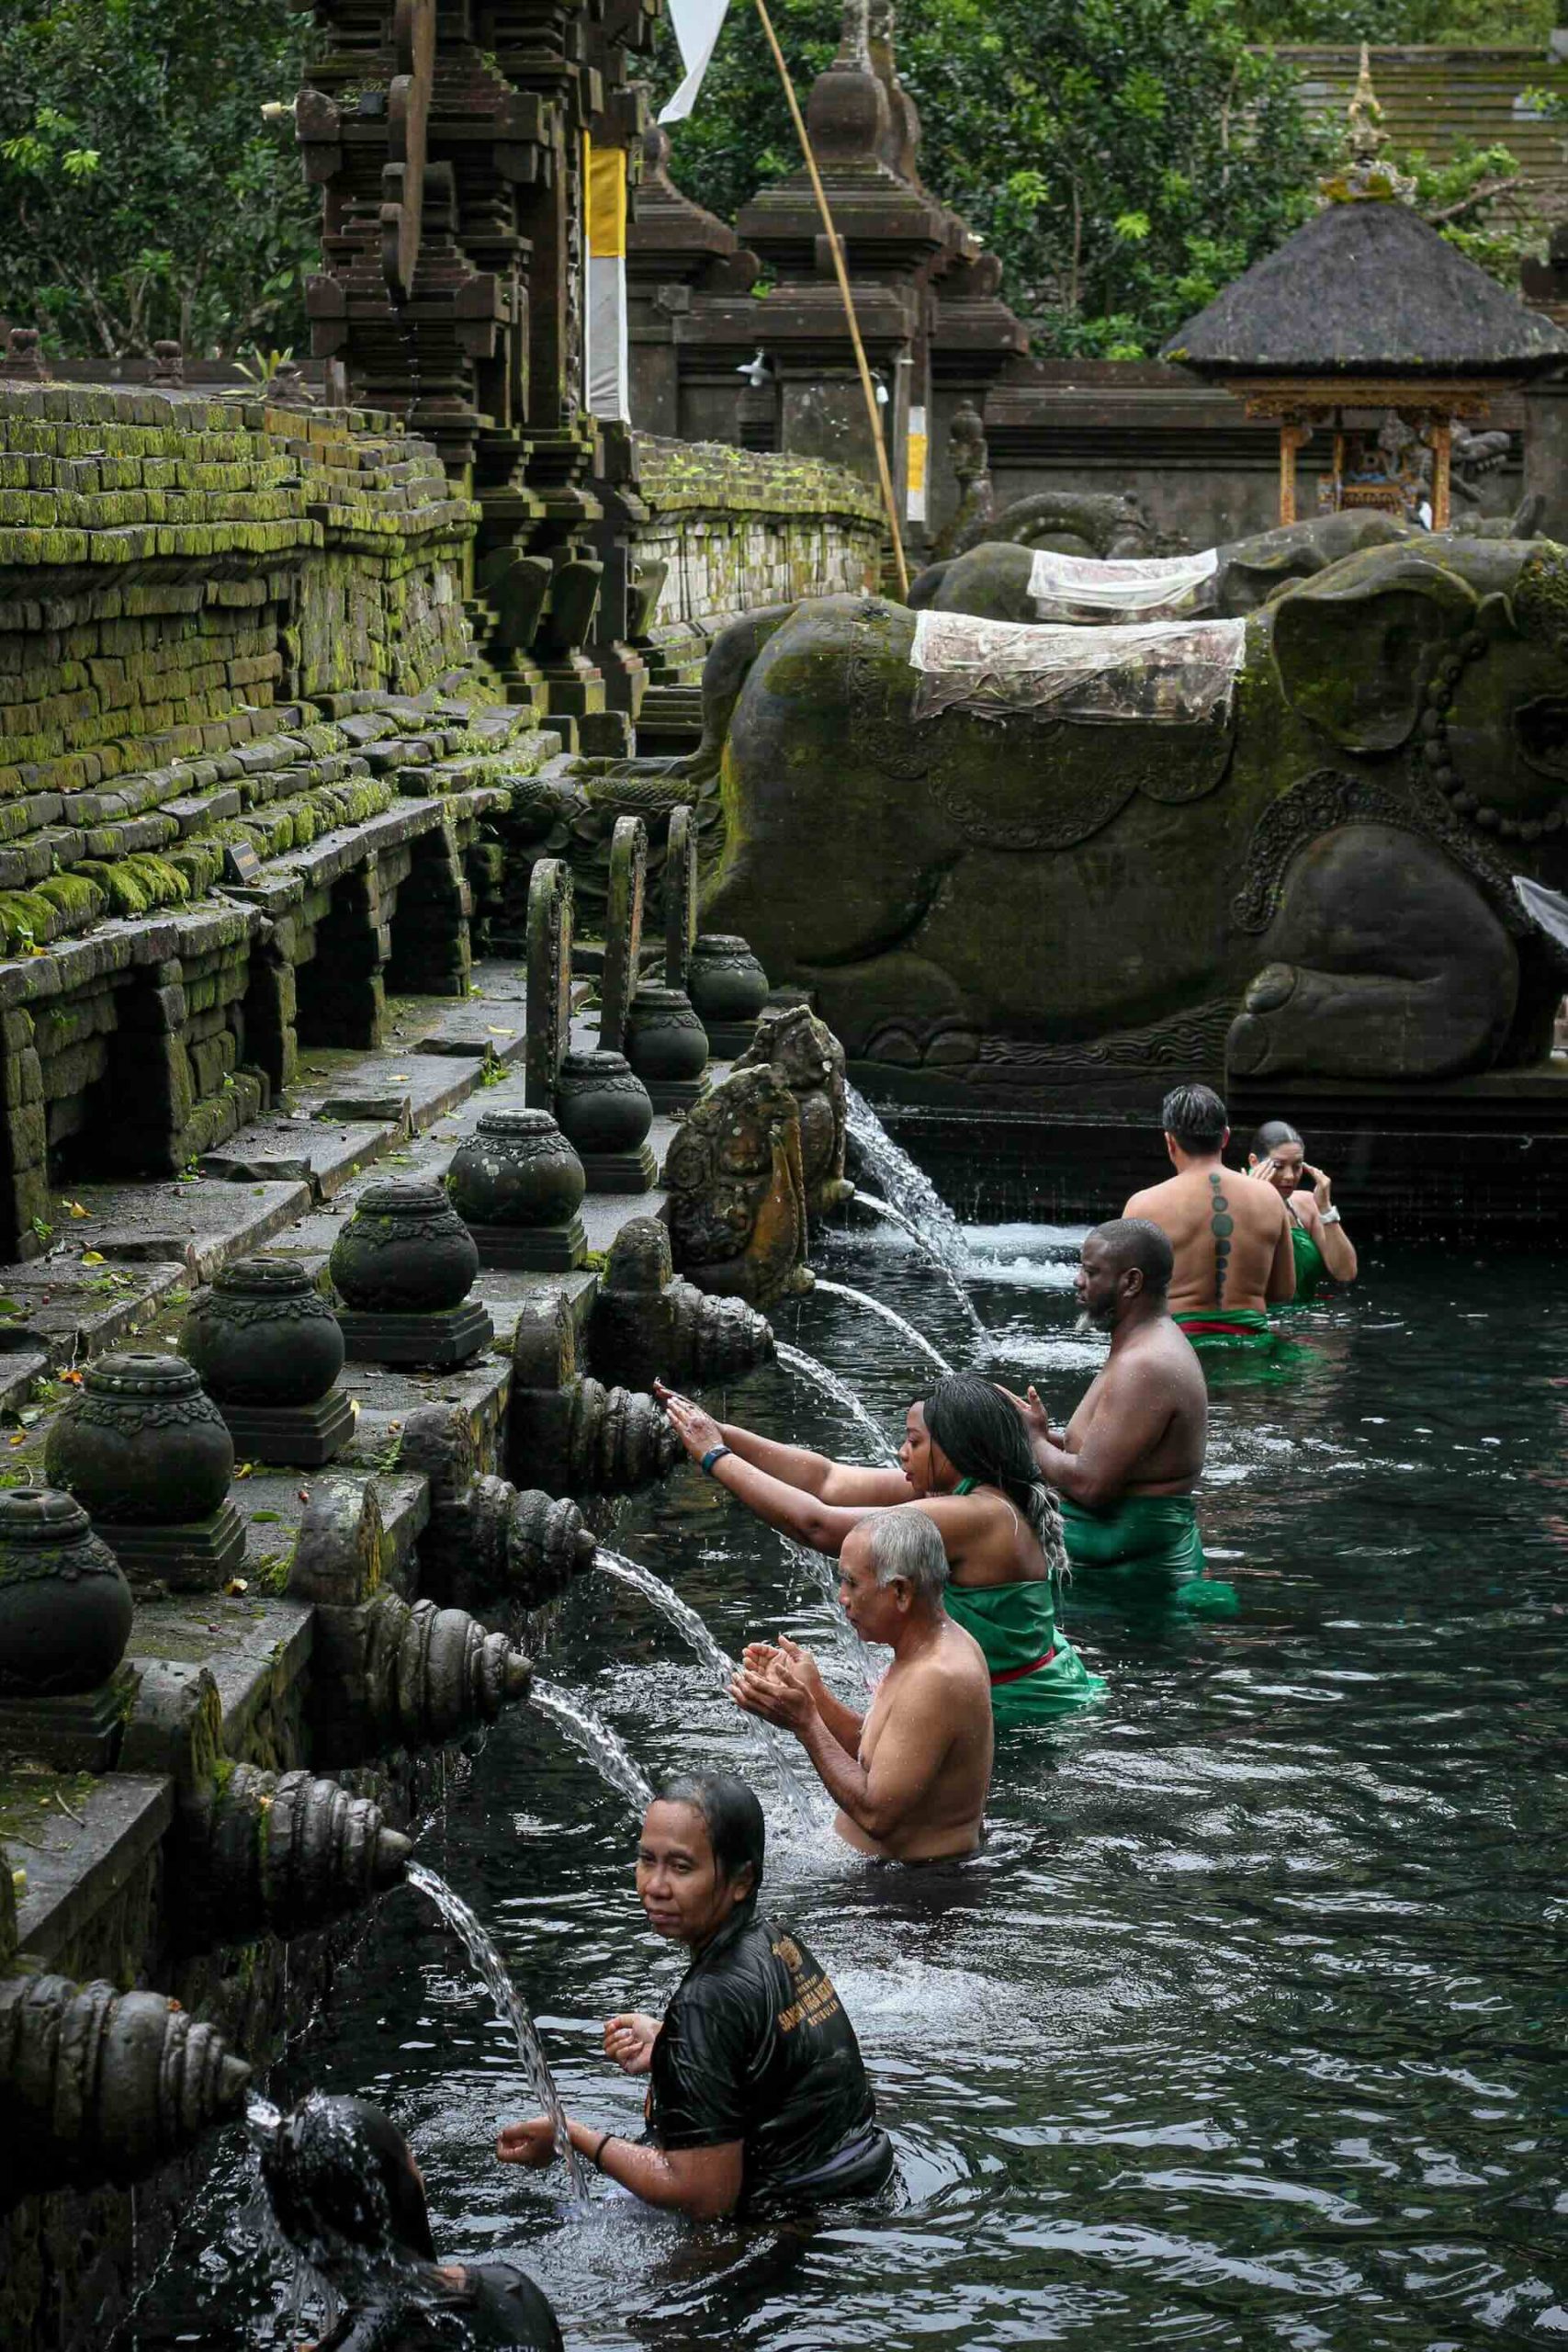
[587,1215,774,1389]
[508,1294,681,1498]
[312,1592,533,1766]
[167,1763,411,1951]
[0,1972,250,2207]
[398,1402,596,1614]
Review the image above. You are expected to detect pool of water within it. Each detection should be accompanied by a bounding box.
[123,1214,1568,2350]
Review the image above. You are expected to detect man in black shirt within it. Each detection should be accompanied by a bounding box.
[497,1772,894,2218]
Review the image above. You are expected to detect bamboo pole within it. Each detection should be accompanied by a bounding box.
[752,0,910,599]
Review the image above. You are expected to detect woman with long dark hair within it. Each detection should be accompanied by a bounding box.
[657,1373,1102,1723]
[1246,1119,1359,1299]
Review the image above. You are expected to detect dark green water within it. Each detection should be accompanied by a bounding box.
[126,1218,1568,2349]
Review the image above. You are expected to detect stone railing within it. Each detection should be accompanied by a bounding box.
[631,434,884,684]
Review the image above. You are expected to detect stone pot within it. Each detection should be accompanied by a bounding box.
[624,984,708,1086]
[329,1182,479,1313]
[0,1488,133,1694]
[447,1108,585,1230]
[554,1050,654,1155]
[688,934,770,1026]
[45,1352,234,1526]
[180,1257,344,1408]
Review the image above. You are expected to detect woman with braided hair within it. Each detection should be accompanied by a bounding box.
[656,1372,1103,1724]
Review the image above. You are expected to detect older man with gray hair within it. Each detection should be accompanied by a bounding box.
[731,1507,993,1861]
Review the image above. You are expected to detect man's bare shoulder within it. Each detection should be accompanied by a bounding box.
[1124,1172,1186,1216]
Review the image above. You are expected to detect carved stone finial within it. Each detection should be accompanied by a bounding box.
[149,339,185,388]
[1321,46,1416,204]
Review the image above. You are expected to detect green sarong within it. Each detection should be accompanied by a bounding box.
[1061,1492,1204,1582]
[1290,1221,1327,1301]
[1060,1492,1235,1617]
[1172,1306,1277,1353]
[942,1577,1105,1725]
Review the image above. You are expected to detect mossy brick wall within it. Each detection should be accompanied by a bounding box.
[632,435,883,677]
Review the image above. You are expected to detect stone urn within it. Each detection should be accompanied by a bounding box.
[553,1049,656,1193]
[328,1182,491,1367]
[446,1108,587,1270]
[0,1488,132,1700]
[182,1258,344,1407]
[688,934,770,1055]
[330,1181,479,1312]
[44,1352,244,1594]
[179,1260,353,1467]
[625,983,708,1113]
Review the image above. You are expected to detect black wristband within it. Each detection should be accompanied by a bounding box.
[592,2130,616,2169]
[701,1443,731,1476]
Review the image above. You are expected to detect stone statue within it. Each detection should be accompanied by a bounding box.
[910,510,1417,623]
[695,535,1568,1087]
[946,484,1183,563]
[734,1002,852,1215]
[663,1063,812,1305]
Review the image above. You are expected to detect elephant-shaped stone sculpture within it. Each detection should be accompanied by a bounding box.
[697,535,1568,1091]
[663,1063,812,1304]
[946,485,1183,562]
[909,511,1416,624]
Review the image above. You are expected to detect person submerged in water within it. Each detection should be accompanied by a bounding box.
[1247,1119,1359,1299]
[1123,1081,1294,1352]
[1000,1217,1210,1596]
[733,1508,993,1860]
[655,1372,1103,1722]
[261,2092,562,2350]
[498,1773,895,2215]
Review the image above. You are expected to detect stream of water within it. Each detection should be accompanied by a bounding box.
[407,1861,589,2205]
[808,1276,954,1374]
[595,1551,819,1820]
[123,1192,1568,2351]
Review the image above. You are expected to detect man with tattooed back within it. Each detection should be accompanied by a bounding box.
[1122,1083,1294,1358]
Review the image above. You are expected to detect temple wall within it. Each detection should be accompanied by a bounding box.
[632,435,883,672]
[0,384,883,1261]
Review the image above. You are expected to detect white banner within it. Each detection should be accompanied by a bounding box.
[660,0,732,123]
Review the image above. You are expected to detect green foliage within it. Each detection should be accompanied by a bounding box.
[0,0,317,358]
[656,0,1328,358]
[1394,140,1543,277]
[1235,1,1551,34]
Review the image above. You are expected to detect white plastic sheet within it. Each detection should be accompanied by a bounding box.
[1026,545,1219,622]
[908,608,1247,727]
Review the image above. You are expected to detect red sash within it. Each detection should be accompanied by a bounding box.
[990,1645,1056,1687]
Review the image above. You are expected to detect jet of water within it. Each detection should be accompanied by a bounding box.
[408,1860,589,2202]
[810,1276,954,1375]
[844,1082,971,1277]
[774,1340,898,1464]
[850,1193,987,1340]
[595,1552,819,1821]
[530,1678,654,1814]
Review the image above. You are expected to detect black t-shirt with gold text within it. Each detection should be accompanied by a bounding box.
[649,1905,892,2209]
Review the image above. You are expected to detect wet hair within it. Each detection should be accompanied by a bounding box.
[1249,1117,1303,1161]
[920,1374,1066,1574]
[1089,1216,1173,1300]
[1161,1082,1228,1153]
[855,1506,950,1604]
[655,1770,764,1897]
[261,2094,436,2269]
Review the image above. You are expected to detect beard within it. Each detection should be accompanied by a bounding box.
[1075,1304,1114,1335]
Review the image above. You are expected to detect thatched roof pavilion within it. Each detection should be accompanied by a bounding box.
[1161,52,1568,526]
